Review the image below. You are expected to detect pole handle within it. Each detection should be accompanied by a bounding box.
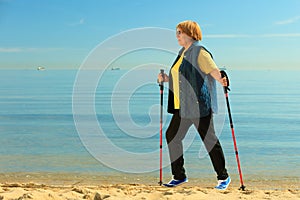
[159,69,164,89]
[220,70,230,93]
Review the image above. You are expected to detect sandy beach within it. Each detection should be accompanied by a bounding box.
[1,182,299,200]
[0,173,299,200]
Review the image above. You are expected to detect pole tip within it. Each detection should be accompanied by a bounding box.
[239,185,246,191]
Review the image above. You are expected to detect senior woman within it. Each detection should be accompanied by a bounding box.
[157,20,230,190]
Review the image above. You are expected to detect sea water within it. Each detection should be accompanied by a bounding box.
[0,69,299,182]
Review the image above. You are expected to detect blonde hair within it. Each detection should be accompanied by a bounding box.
[176,20,202,41]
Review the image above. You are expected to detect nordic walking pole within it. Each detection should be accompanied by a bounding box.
[158,69,164,186]
[220,70,246,191]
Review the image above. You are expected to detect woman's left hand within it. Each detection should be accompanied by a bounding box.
[209,69,228,87]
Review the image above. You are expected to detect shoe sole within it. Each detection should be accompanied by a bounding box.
[163,180,188,187]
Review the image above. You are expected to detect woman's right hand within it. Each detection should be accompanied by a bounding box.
[157,73,169,83]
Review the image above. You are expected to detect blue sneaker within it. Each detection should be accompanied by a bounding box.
[215,177,231,190]
[163,177,188,187]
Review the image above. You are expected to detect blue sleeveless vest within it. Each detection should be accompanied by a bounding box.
[167,41,217,118]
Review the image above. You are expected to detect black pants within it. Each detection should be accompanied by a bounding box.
[166,110,229,180]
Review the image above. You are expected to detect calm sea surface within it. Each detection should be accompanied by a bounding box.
[0,69,299,181]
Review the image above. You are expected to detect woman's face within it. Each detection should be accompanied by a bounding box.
[176,28,193,47]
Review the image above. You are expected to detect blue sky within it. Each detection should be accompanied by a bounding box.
[0,0,300,70]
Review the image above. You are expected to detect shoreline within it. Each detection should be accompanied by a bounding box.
[1,172,299,189]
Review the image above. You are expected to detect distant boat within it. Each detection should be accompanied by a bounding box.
[111,67,120,70]
[37,66,45,71]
